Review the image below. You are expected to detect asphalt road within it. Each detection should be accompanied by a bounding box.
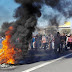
[0,50,72,72]
[31,54,72,72]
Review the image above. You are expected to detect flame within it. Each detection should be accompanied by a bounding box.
[0,26,21,64]
[9,26,14,30]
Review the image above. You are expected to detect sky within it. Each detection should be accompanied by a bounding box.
[0,0,19,27]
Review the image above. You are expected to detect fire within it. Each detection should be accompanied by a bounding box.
[0,26,21,64]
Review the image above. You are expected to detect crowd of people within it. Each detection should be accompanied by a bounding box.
[29,32,72,53]
[0,32,72,53]
[29,33,54,50]
[54,32,72,53]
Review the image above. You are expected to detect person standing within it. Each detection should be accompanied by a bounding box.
[35,34,42,50]
[41,35,47,50]
[54,32,61,53]
[51,34,54,49]
[32,36,35,48]
[48,34,51,50]
[67,34,72,50]
[66,34,70,50]
[61,33,66,51]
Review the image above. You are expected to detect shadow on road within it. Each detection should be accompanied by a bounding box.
[17,49,72,65]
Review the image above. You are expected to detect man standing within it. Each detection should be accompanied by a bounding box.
[54,32,61,53]
[61,33,66,51]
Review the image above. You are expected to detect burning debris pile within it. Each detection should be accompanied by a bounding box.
[0,26,22,64]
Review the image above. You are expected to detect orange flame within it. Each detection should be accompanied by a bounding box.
[0,26,21,64]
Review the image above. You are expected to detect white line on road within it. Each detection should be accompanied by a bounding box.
[22,53,72,72]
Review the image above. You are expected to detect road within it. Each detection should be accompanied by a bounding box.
[0,50,72,72]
